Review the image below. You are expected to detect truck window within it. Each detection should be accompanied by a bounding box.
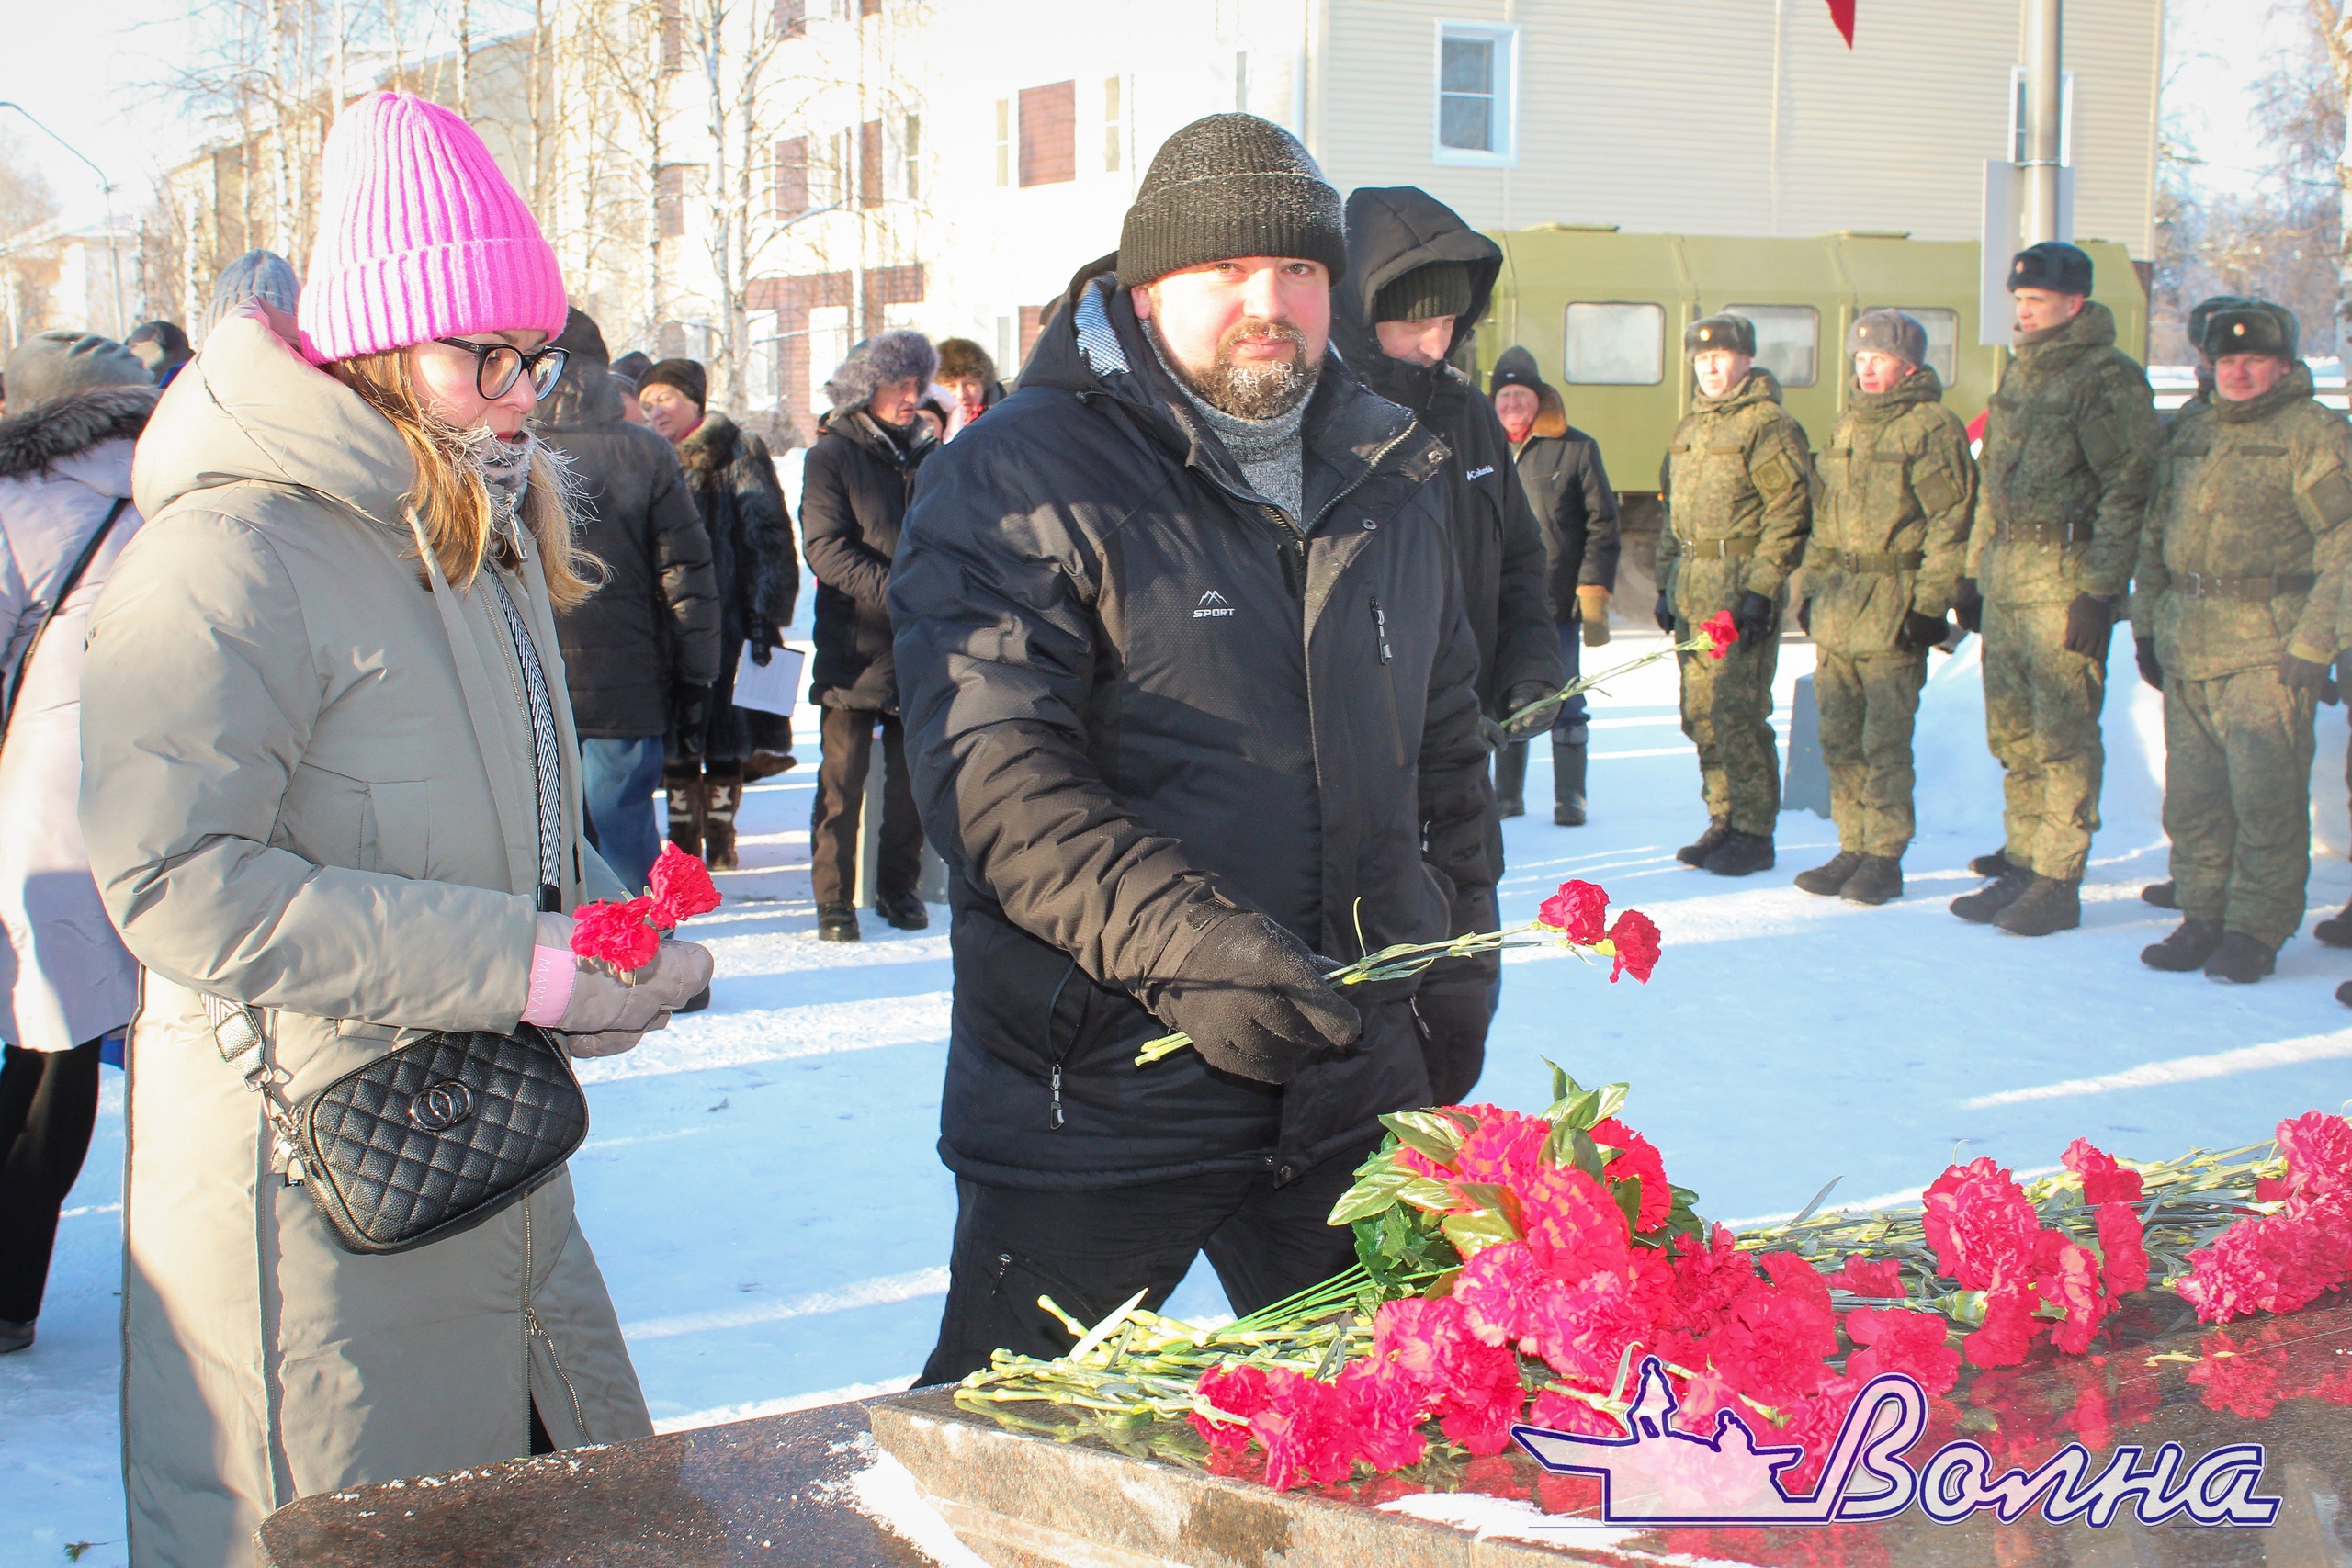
[1863,306,1959,385]
[1564,302,1664,385]
[1724,304,1818,388]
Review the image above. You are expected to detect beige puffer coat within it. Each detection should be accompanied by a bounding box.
[79,310,650,1568]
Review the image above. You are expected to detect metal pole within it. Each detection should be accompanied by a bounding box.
[0,103,127,335]
[2020,0,2063,246]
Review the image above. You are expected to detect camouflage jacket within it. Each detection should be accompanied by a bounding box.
[1805,367,1975,658]
[1967,299,2160,605]
[1657,368,1812,618]
[2129,363,2352,682]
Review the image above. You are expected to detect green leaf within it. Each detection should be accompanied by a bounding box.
[1589,1082,1630,1125]
[1611,1174,1645,1234]
[1396,1175,1464,1213]
[1380,1110,1468,1165]
[1328,1161,1415,1226]
[1544,1057,1577,1105]
[1441,1207,1521,1256]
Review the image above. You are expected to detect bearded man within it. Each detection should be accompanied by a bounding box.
[890,114,1491,1380]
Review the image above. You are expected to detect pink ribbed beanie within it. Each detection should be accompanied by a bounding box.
[299,92,567,366]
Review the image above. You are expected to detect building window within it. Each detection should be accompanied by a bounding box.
[1103,76,1122,173]
[660,0,684,71]
[1563,302,1663,385]
[1723,303,1819,388]
[1434,22,1517,165]
[903,114,921,200]
[1019,81,1076,186]
[1866,306,1961,385]
[994,100,1011,187]
[860,118,883,208]
[655,164,686,239]
[775,138,808,217]
[775,0,805,38]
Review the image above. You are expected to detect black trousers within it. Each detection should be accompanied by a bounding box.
[0,1039,102,1323]
[918,1145,1374,1385]
[810,706,922,908]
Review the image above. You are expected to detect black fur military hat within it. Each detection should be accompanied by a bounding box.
[1684,314,1756,357]
[2200,300,2301,363]
[1847,309,1927,369]
[2007,242,2093,296]
[2187,295,2256,355]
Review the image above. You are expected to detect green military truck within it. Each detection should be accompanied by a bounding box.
[1466,228,2147,597]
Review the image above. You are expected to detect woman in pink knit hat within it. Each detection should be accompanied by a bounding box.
[79,93,710,1567]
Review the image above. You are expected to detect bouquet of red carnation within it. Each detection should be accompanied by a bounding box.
[570,843,724,975]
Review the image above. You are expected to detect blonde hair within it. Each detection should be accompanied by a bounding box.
[324,349,602,609]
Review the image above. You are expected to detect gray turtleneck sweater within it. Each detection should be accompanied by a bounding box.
[1145,324,1309,524]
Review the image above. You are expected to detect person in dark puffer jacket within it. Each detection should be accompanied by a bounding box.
[639,357,801,869]
[535,314,720,895]
[799,329,937,941]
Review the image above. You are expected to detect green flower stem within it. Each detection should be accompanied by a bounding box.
[1498,627,1720,731]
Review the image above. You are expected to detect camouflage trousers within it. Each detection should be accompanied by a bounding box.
[1815,650,1928,857]
[2164,668,2317,949]
[1677,629,1781,834]
[1982,595,2107,881]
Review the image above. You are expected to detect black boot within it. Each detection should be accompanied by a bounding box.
[1839,855,1904,906]
[876,889,930,931]
[2141,880,2177,910]
[1951,866,2032,923]
[2205,931,2277,984]
[1553,741,1588,827]
[1678,818,1730,867]
[1794,851,1861,897]
[1702,830,1775,877]
[1995,875,2082,936]
[664,770,704,859]
[1493,739,1528,819]
[2142,918,2222,972]
[1969,849,2018,878]
[2314,898,2352,948]
[816,902,861,942]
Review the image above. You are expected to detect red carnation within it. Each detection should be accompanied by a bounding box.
[1844,1307,1960,1394]
[1336,1359,1430,1472]
[1701,610,1737,659]
[1604,909,1662,983]
[1249,1370,1355,1490]
[1591,1116,1671,1232]
[1537,879,1611,944]
[571,897,661,972]
[1192,1363,1272,1451]
[648,841,722,929]
[2045,1242,2112,1355]
[2061,1137,2143,1205]
[1825,1257,1905,1298]
[2096,1201,2149,1296]
[1962,1283,2041,1368]
[2273,1111,2352,1202]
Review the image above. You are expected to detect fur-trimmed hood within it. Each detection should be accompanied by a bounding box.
[0,385,159,480]
[824,329,938,414]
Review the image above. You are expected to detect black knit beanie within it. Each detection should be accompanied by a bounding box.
[1373,262,1473,324]
[641,357,707,409]
[1117,114,1348,288]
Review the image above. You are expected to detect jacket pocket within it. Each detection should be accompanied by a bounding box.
[362,781,433,878]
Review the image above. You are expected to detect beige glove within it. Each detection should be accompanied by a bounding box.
[1577,586,1612,648]
[529,913,715,1057]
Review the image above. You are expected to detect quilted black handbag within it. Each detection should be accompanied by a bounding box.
[210,1000,590,1255]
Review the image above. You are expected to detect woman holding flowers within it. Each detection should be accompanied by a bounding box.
[78,94,708,1567]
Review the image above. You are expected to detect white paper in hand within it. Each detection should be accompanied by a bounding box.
[729,643,806,716]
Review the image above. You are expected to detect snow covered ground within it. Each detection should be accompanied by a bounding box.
[10,627,2352,1565]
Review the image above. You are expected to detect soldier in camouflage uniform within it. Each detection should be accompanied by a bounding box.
[1950,243,2160,935]
[2132,300,2352,984]
[1656,314,1813,876]
[1792,310,1974,906]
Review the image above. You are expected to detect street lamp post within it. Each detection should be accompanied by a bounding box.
[2020,0,2064,247]
[0,101,128,337]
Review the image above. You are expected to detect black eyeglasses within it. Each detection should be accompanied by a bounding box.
[435,337,570,401]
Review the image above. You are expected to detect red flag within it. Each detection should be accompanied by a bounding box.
[1826,0,1855,46]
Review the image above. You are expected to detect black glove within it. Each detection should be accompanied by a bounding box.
[748,623,782,667]
[1896,611,1951,654]
[671,682,712,758]
[2279,652,2333,693]
[1654,592,1676,634]
[1733,591,1776,649]
[2135,637,2165,692]
[1151,910,1362,1084]
[1796,598,1812,636]
[1951,579,1984,635]
[1499,679,1564,742]
[2062,593,2116,659]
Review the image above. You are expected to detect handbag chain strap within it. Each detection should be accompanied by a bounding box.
[205,993,308,1183]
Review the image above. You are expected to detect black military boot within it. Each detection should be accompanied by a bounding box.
[1969,849,2017,878]
[2313,898,2352,948]
[876,889,930,931]
[1951,866,2032,924]
[2205,931,2277,984]
[1794,851,1862,897]
[1678,818,1731,866]
[1839,855,1904,907]
[2141,918,2222,972]
[816,902,861,942]
[1493,739,1529,819]
[2141,880,2177,910]
[1995,875,2082,936]
[1702,831,1775,877]
[1553,740,1589,827]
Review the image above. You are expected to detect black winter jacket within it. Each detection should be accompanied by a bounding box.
[537,338,720,738]
[891,272,1493,1190]
[801,410,934,710]
[1493,347,1622,620]
[678,413,797,648]
[1337,188,1562,717]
